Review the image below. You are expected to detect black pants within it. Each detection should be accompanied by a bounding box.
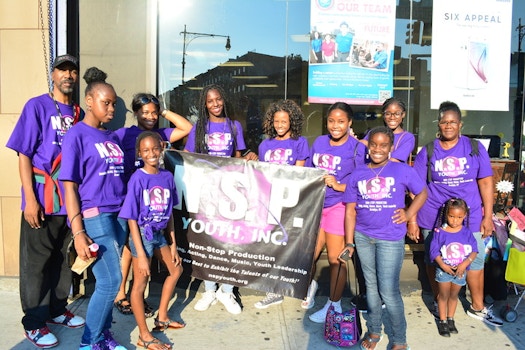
[19,213,72,330]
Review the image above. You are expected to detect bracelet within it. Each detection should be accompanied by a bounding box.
[69,212,82,225]
[72,229,85,239]
[161,109,168,117]
[345,243,356,248]
[407,221,418,225]
[467,256,474,262]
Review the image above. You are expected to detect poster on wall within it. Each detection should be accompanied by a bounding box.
[430,0,513,111]
[164,150,326,299]
[308,0,396,105]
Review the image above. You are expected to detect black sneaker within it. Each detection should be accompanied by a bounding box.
[437,320,450,337]
[447,318,458,334]
[466,305,503,327]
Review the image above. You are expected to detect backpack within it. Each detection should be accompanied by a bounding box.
[425,138,479,183]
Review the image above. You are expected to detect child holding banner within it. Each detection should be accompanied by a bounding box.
[340,126,427,350]
[254,99,309,309]
[119,131,184,350]
[306,102,364,323]
[184,84,256,315]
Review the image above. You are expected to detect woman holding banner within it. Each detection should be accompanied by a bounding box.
[184,84,257,315]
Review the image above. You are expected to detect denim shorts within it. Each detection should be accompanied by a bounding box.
[128,229,168,258]
[422,229,485,271]
[435,266,467,286]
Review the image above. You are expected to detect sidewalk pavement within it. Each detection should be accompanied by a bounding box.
[1,256,524,350]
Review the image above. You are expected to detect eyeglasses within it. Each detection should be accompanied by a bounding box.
[438,120,459,126]
[383,111,403,118]
[139,96,159,105]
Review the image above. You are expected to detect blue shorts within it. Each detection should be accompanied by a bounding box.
[422,228,485,271]
[435,266,467,286]
[128,229,168,258]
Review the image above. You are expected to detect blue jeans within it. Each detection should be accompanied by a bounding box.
[355,230,407,346]
[81,213,128,345]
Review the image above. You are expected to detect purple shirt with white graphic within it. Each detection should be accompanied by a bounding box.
[114,125,173,182]
[59,122,126,213]
[413,136,492,232]
[307,135,363,208]
[430,226,478,268]
[343,161,426,241]
[185,119,246,157]
[258,137,309,165]
[6,93,83,215]
[119,168,177,233]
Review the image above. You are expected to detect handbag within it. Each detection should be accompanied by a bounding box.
[324,263,360,347]
[505,247,525,285]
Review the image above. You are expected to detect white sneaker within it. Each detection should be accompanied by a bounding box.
[25,326,58,348]
[309,300,341,323]
[194,290,217,311]
[254,293,284,309]
[301,280,318,309]
[216,288,242,314]
[48,310,85,328]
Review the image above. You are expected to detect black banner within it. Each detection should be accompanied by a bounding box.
[164,150,326,299]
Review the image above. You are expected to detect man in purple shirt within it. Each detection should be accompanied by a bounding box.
[6,54,85,348]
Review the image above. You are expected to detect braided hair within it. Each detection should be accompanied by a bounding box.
[194,84,238,155]
[436,197,470,229]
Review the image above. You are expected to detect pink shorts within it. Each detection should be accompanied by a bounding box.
[320,202,345,236]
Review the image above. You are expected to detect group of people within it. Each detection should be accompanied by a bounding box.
[7,53,502,350]
[311,21,354,64]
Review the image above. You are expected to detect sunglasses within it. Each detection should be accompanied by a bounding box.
[139,96,159,105]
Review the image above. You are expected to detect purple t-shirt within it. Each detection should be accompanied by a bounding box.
[258,136,309,165]
[307,135,364,208]
[6,93,83,215]
[364,131,415,163]
[429,226,478,268]
[413,136,493,232]
[59,122,126,213]
[343,161,426,241]
[119,168,177,233]
[114,125,173,182]
[185,119,246,157]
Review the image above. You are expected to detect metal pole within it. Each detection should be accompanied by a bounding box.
[181,24,187,85]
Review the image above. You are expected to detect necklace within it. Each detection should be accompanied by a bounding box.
[368,162,388,178]
[49,92,80,124]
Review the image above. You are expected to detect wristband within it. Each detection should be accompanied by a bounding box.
[345,243,356,248]
[408,221,418,225]
[241,149,252,157]
[72,229,85,239]
[161,109,168,117]
[467,256,474,263]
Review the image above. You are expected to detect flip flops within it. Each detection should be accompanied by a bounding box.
[137,335,172,349]
[152,318,185,332]
[360,332,383,350]
[114,298,132,315]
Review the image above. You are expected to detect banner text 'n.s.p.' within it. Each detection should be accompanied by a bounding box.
[164,150,326,299]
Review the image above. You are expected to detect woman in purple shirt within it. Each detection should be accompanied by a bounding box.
[411,101,501,327]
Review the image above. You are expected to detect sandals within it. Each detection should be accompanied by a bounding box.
[137,335,172,350]
[360,332,383,350]
[144,300,155,318]
[114,298,132,315]
[152,318,185,332]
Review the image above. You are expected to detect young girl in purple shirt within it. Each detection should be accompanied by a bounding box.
[306,102,364,323]
[254,99,309,309]
[341,126,427,350]
[430,198,478,337]
[60,69,128,350]
[119,131,184,350]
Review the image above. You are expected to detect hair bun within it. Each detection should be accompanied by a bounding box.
[83,67,107,84]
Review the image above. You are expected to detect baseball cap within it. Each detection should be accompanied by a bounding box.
[52,54,79,70]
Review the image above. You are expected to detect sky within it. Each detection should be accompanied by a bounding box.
[158,0,525,93]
